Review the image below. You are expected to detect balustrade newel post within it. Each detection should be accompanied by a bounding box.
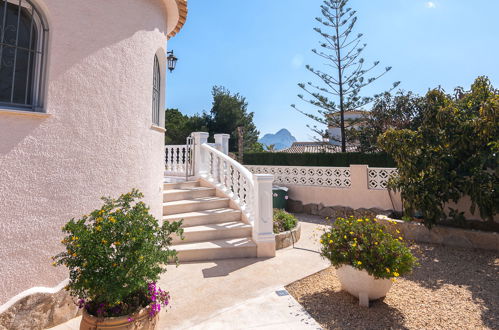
[252,174,275,257]
[214,134,230,155]
[191,132,209,178]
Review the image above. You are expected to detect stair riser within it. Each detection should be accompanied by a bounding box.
[165,211,242,227]
[163,189,215,202]
[172,227,252,244]
[164,200,229,215]
[163,182,199,190]
[175,246,257,262]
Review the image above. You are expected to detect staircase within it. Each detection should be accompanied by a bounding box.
[163,180,257,262]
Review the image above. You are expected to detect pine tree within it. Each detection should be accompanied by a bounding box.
[292,0,400,152]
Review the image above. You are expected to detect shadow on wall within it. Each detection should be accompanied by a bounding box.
[48,0,169,80]
[0,115,47,155]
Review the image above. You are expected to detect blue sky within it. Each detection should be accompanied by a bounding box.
[166,0,499,141]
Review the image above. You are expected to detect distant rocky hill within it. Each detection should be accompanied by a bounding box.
[258,129,297,150]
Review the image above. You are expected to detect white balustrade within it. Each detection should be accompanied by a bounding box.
[165,145,189,176]
[189,132,275,257]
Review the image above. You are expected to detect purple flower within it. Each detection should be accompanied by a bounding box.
[128,317,134,323]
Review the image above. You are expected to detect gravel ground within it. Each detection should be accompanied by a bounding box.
[286,243,499,330]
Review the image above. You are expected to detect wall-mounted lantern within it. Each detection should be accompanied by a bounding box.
[167,50,178,72]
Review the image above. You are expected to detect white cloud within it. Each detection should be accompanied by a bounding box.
[425,1,436,8]
[291,54,304,69]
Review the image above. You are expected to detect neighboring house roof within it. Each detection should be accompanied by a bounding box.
[167,0,188,39]
[279,142,357,153]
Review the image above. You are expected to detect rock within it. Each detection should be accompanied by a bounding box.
[303,203,319,215]
[318,207,335,218]
[286,199,304,213]
[0,289,80,330]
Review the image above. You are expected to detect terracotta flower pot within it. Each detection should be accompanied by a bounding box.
[336,265,393,307]
[80,306,159,330]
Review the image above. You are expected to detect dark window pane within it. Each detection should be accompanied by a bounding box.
[3,2,20,46]
[12,48,31,104]
[0,45,14,102]
[18,5,35,49]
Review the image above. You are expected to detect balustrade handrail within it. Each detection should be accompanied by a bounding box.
[200,143,255,223]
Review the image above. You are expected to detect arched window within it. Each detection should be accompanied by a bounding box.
[0,0,48,111]
[152,55,161,126]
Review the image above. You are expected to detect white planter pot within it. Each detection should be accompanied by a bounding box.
[336,265,393,307]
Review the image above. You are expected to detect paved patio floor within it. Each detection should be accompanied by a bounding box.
[50,214,329,330]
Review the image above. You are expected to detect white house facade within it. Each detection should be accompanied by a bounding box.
[0,0,187,323]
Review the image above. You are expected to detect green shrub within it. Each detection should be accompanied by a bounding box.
[52,190,183,317]
[243,152,395,167]
[273,209,298,233]
[378,77,498,227]
[320,217,417,279]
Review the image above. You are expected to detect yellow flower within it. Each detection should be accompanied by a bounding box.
[396,230,400,234]
[393,272,400,277]
[113,263,117,267]
[344,235,347,239]
[329,240,333,244]
[139,256,144,261]
[357,219,363,222]
[96,226,102,232]
[374,242,378,245]
[98,210,104,215]
[109,217,117,223]
[356,261,362,265]
[52,262,57,266]
[391,278,397,282]
[349,231,354,235]
[320,239,323,244]
[72,253,77,257]
[114,241,121,246]
[352,243,357,247]
[96,217,103,223]
[398,237,403,240]
[102,239,107,244]
[386,267,390,273]
[327,233,331,238]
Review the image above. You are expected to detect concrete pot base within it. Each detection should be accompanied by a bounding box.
[336,265,393,307]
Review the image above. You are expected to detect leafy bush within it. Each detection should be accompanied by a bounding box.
[320,217,417,279]
[52,190,183,317]
[378,77,498,227]
[244,152,395,167]
[273,209,298,233]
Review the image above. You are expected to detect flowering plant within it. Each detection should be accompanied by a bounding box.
[52,190,183,318]
[320,217,417,279]
[273,209,298,233]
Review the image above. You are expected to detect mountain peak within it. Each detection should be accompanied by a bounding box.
[259,129,297,150]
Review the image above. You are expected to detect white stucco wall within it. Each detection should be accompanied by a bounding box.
[0,0,174,305]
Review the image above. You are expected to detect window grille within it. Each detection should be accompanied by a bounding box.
[152,55,161,126]
[0,0,48,111]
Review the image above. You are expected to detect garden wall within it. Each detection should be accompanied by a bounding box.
[246,164,496,222]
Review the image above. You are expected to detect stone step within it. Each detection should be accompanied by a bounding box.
[173,237,257,262]
[164,208,242,227]
[163,197,230,215]
[163,187,216,202]
[173,221,252,244]
[163,181,199,190]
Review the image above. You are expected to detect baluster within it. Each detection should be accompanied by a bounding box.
[218,157,224,187]
[227,165,234,197]
[233,169,240,202]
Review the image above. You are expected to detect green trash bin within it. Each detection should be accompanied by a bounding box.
[272,186,289,210]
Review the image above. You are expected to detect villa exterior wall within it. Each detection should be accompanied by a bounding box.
[0,0,173,306]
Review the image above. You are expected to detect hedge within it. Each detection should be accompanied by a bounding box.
[243,152,396,168]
